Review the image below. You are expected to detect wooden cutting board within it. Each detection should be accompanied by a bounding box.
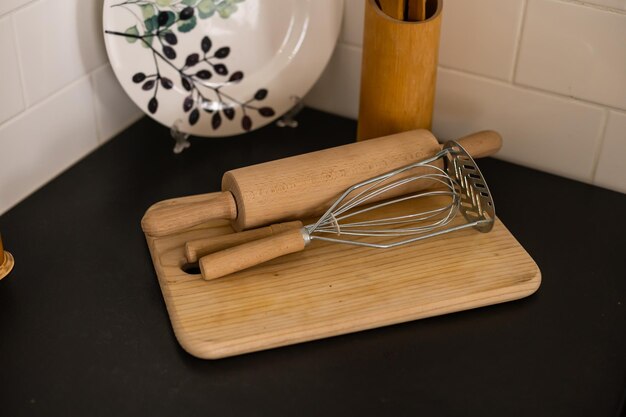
[144,194,540,359]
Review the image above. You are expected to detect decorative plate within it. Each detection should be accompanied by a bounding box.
[103,0,343,137]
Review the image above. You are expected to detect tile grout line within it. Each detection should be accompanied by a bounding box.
[0,72,95,131]
[88,62,144,145]
[89,62,123,145]
[0,0,38,19]
[509,0,529,83]
[9,13,30,110]
[335,13,625,114]
[554,0,626,15]
[88,69,104,144]
[438,64,625,113]
[336,41,364,52]
[437,64,511,84]
[589,109,610,183]
[99,112,145,145]
[511,79,626,113]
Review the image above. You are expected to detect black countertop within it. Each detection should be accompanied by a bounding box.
[1,109,625,417]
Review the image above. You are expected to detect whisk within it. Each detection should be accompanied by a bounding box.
[199,140,495,281]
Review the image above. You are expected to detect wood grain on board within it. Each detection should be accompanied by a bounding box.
[144,196,540,359]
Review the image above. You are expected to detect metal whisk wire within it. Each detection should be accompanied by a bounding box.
[197,140,497,281]
[305,141,495,249]
[311,164,459,237]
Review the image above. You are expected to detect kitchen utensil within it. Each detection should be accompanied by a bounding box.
[141,130,502,237]
[358,0,442,140]
[376,0,406,20]
[0,233,14,280]
[102,0,343,137]
[185,220,302,263]
[199,140,494,280]
[142,193,540,359]
[406,0,426,21]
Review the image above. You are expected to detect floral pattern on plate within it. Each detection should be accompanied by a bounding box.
[105,0,276,132]
[103,0,343,137]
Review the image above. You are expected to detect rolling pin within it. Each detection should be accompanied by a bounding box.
[141,130,502,236]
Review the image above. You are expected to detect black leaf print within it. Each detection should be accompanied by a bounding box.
[214,47,230,59]
[183,96,194,112]
[106,7,282,133]
[189,108,200,125]
[160,77,173,89]
[254,89,268,100]
[196,70,212,80]
[186,53,199,67]
[241,115,252,131]
[229,71,244,82]
[258,107,275,117]
[163,45,176,59]
[223,107,235,120]
[142,80,155,90]
[214,64,228,75]
[201,36,212,53]
[179,7,194,20]
[212,112,222,130]
[164,32,177,45]
[148,97,158,114]
[157,11,169,27]
[181,76,192,91]
[132,72,146,83]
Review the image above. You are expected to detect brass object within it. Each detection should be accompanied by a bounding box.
[0,233,14,280]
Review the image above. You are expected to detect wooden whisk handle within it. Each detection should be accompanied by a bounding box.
[141,191,237,237]
[199,227,308,281]
[185,221,303,263]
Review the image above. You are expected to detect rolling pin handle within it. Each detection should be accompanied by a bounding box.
[141,191,238,237]
[453,130,502,159]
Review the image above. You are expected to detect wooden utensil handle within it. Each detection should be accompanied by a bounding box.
[377,0,405,19]
[454,130,502,158]
[141,191,237,237]
[199,228,307,281]
[185,221,303,263]
[407,0,426,21]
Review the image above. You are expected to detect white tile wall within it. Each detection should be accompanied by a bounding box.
[0,0,35,16]
[91,65,144,143]
[582,0,626,10]
[433,68,605,182]
[305,44,363,120]
[0,77,99,214]
[340,0,366,46]
[1,0,625,216]
[0,16,25,124]
[0,0,142,215]
[594,111,626,193]
[439,0,525,81]
[306,0,626,194]
[14,0,108,105]
[516,0,626,110]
